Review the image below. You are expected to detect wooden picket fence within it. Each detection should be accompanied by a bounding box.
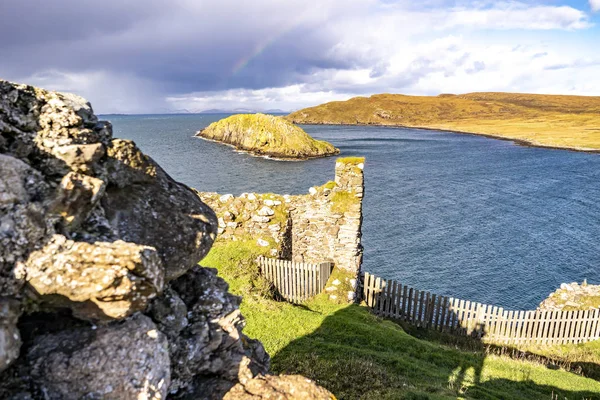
[362,272,600,346]
[258,257,334,303]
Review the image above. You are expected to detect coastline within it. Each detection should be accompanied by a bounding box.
[194,131,340,161]
[291,121,600,154]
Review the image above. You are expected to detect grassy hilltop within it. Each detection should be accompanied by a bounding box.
[203,241,600,400]
[287,92,600,151]
[197,113,339,159]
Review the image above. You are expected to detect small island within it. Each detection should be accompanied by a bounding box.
[196,113,340,160]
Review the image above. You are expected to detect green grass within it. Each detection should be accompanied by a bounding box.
[197,113,340,159]
[202,245,600,399]
[330,190,359,214]
[337,156,366,165]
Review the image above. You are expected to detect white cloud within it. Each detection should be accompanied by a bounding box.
[166,85,359,112]
[3,0,597,112]
[590,0,600,12]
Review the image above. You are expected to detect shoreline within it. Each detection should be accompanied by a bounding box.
[193,131,340,161]
[292,121,600,155]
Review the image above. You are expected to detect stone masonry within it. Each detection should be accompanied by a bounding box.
[198,158,365,285]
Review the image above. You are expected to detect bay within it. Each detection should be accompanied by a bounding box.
[106,113,600,309]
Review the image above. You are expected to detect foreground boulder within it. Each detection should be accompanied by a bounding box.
[196,113,340,160]
[27,314,170,400]
[0,80,330,399]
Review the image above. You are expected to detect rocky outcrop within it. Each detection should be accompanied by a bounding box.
[196,113,340,160]
[0,80,327,399]
[539,281,600,311]
[27,314,170,400]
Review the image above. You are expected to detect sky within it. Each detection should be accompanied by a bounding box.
[1,0,599,113]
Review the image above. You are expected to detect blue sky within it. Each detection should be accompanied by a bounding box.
[1,0,599,113]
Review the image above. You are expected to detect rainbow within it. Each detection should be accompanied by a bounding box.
[230,10,313,76]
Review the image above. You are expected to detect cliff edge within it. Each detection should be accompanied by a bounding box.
[196,113,339,160]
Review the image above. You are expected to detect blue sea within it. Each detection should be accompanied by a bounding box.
[105,114,600,310]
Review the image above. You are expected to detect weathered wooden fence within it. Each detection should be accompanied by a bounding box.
[362,272,600,346]
[258,257,334,303]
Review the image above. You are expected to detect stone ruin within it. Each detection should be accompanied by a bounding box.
[199,157,365,302]
[0,80,334,399]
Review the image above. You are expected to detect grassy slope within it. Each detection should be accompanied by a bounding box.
[202,242,600,400]
[287,93,600,151]
[197,113,339,159]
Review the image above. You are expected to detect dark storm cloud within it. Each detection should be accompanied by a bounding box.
[0,0,369,94]
[1,0,595,112]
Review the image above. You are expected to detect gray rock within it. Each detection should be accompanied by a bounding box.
[156,267,269,395]
[102,140,218,281]
[251,215,270,223]
[27,314,170,400]
[0,154,50,297]
[0,298,21,373]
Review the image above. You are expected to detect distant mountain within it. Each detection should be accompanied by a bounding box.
[196,108,289,114]
[264,109,287,114]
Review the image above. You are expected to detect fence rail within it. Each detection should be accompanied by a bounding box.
[362,272,600,346]
[258,257,333,303]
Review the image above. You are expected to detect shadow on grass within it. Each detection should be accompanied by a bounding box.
[399,320,600,383]
[271,305,600,400]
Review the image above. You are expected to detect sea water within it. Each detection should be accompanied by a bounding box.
[107,114,600,309]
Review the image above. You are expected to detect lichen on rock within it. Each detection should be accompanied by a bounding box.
[0,79,330,399]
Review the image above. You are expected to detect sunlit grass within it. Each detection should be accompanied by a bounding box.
[202,242,600,399]
[287,92,600,151]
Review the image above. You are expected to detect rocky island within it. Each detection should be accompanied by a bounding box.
[196,113,339,160]
[287,92,600,152]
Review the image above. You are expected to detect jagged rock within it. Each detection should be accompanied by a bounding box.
[0,80,329,400]
[25,235,164,320]
[51,142,104,173]
[49,172,106,231]
[151,266,269,395]
[0,154,50,297]
[27,314,170,400]
[104,139,157,187]
[223,374,335,400]
[102,139,217,281]
[0,299,21,373]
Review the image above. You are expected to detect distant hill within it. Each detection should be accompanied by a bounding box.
[197,108,289,114]
[287,92,600,152]
[195,113,339,160]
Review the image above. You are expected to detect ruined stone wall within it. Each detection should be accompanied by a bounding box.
[290,159,364,274]
[199,158,365,279]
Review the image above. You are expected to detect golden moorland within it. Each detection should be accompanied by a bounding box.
[287,92,600,151]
